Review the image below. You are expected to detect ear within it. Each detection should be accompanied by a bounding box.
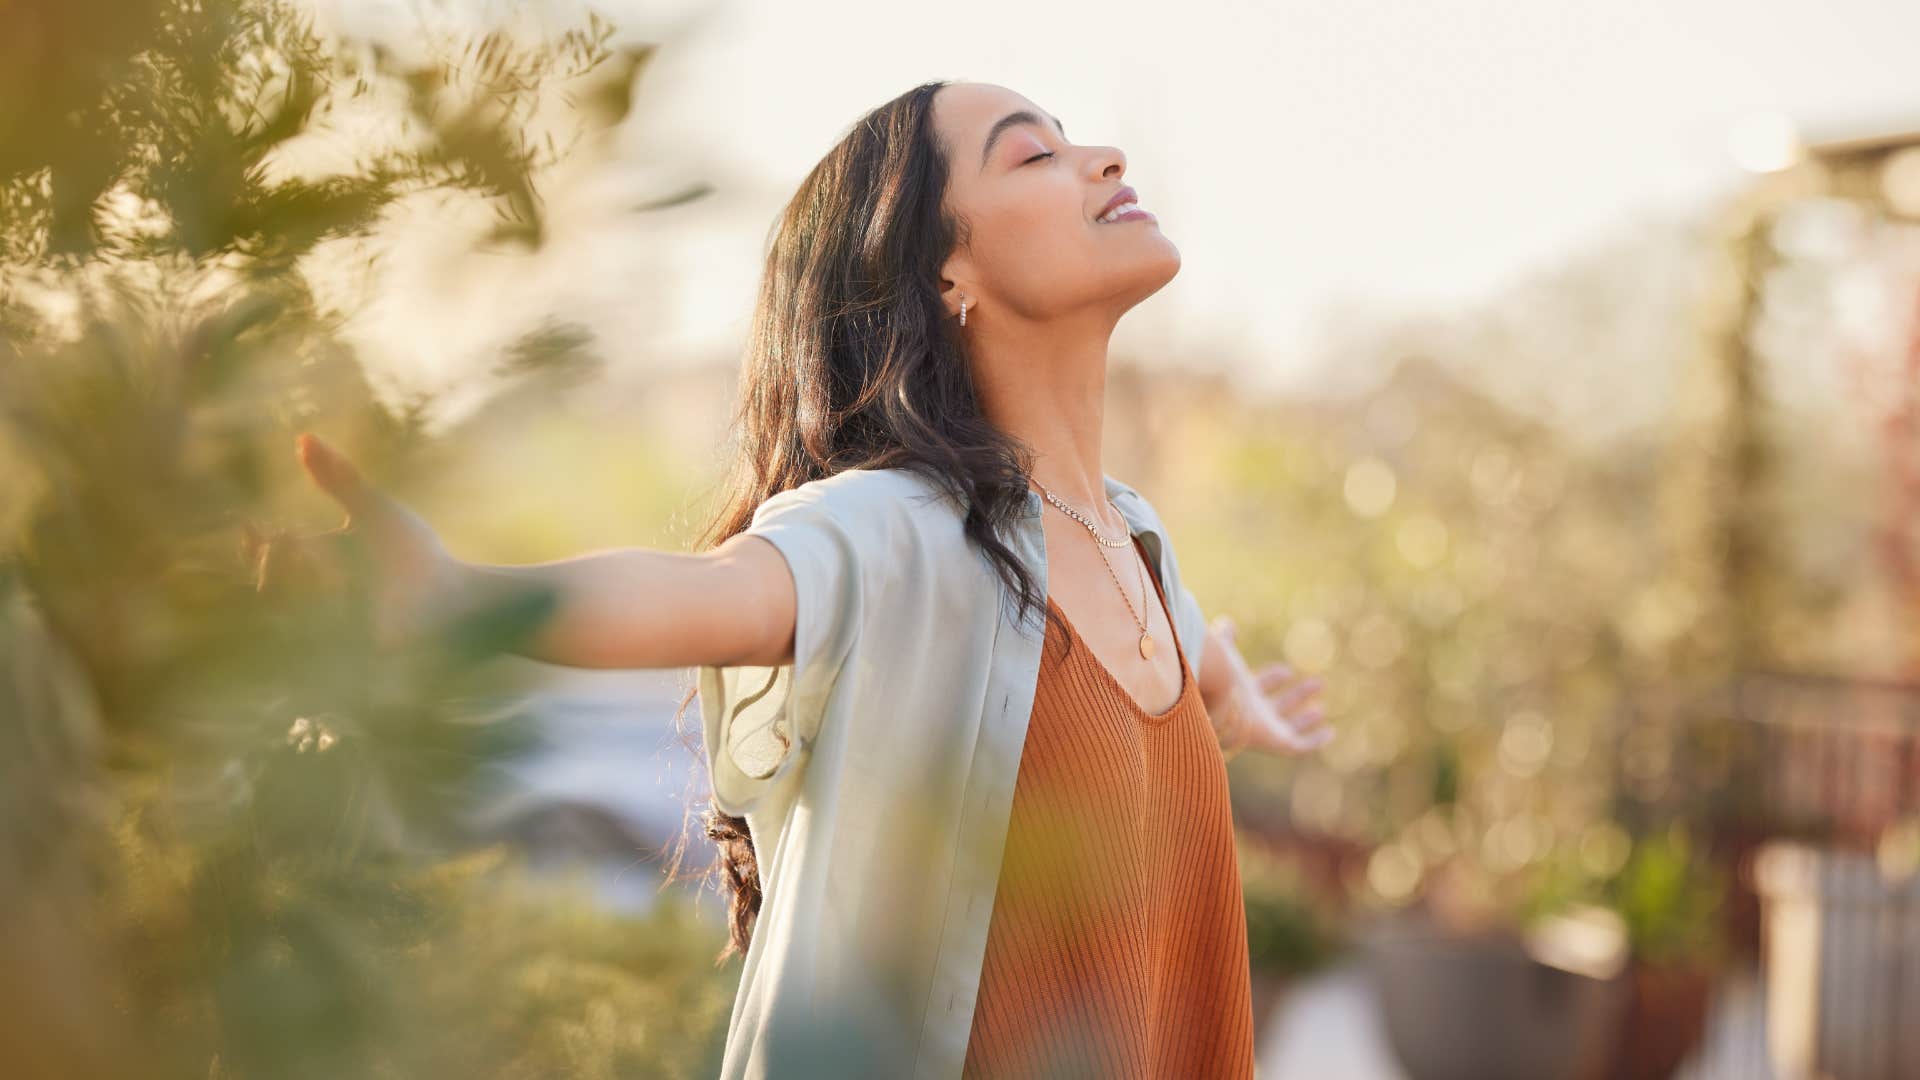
[937,251,976,322]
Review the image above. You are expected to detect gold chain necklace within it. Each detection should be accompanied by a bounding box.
[1033,479,1157,660]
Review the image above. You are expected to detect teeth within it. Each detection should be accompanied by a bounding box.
[1098,201,1139,223]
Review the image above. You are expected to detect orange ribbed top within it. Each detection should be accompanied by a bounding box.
[961,537,1257,1079]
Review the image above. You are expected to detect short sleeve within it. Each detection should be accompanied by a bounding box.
[697,480,870,818]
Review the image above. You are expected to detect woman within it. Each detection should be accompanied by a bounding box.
[282,80,1331,1079]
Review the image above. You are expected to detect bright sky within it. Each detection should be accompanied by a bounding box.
[319,0,1920,412]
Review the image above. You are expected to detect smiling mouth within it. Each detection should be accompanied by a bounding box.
[1096,202,1154,224]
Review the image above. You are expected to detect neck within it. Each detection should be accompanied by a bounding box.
[969,305,1122,526]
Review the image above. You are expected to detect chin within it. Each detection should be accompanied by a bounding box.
[1135,241,1182,292]
[1156,240,1182,281]
[1109,260,1180,312]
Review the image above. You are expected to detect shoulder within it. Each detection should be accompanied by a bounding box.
[750,467,966,563]
[755,467,954,525]
[803,466,950,506]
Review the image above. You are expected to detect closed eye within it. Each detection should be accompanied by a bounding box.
[1023,150,1056,165]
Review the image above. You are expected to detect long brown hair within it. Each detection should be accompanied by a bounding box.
[661,80,1073,964]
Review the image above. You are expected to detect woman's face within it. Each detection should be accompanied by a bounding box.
[933,82,1180,327]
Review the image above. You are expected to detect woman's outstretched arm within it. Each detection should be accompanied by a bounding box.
[281,431,798,673]
[453,534,798,671]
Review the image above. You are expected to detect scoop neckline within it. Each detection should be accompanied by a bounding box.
[1042,539,1193,722]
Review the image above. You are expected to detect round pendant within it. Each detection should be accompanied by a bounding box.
[1139,632,1155,659]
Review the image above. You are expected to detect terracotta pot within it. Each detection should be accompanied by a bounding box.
[1602,959,1715,1080]
[1365,922,1629,1080]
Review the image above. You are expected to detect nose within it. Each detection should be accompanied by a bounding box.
[1090,144,1126,180]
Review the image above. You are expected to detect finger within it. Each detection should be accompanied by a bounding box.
[296,432,373,519]
[1292,726,1334,751]
[1268,676,1323,712]
[1275,718,1334,753]
[1255,661,1297,691]
[1286,707,1329,734]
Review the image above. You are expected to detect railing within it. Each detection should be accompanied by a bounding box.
[1730,669,1920,845]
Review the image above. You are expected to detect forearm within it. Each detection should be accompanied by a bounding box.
[1195,622,1243,755]
[1198,618,1228,718]
[447,546,728,670]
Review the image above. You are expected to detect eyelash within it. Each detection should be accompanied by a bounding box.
[1024,150,1056,165]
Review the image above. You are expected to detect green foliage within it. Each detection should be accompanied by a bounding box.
[1603,826,1726,968]
[1148,351,1755,937]
[1244,890,1345,979]
[1517,823,1726,969]
[1239,840,1348,979]
[0,0,660,262]
[0,2,729,1076]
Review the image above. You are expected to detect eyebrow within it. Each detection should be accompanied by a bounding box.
[980,109,1068,170]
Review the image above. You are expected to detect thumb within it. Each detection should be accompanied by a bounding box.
[296,432,373,517]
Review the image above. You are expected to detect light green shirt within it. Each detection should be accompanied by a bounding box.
[698,467,1211,1079]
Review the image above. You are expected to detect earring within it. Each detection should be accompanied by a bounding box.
[959,297,968,326]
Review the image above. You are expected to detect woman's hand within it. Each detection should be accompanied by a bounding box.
[1205,614,1332,760]
[242,432,463,649]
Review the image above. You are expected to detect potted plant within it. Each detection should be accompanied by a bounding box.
[1597,826,1726,1080]
[1360,818,1728,1080]
[1364,851,1632,1080]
